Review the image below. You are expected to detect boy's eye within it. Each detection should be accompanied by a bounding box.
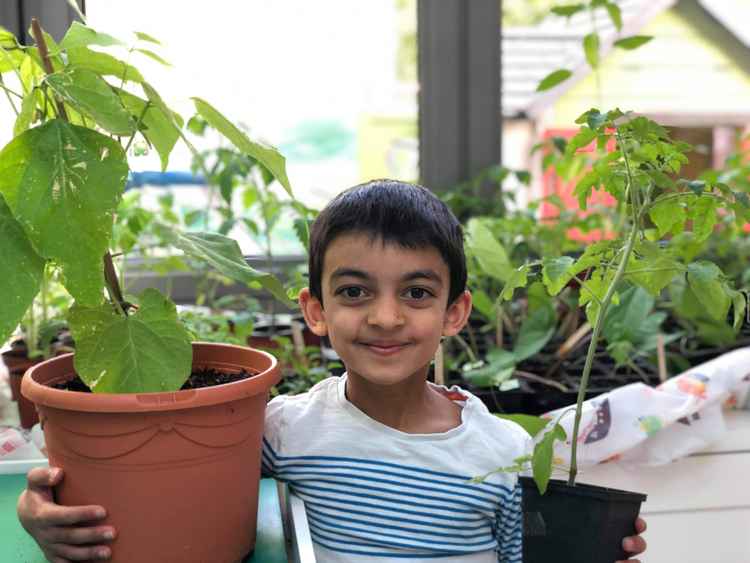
[337,286,365,299]
[405,287,432,300]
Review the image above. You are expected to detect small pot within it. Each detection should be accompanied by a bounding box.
[2,350,40,428]
[520,477,647,563]
[22,342,280,563]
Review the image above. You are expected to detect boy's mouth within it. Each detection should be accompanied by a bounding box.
[360,341,409,355]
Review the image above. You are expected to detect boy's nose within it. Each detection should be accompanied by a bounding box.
[367,298,405,329]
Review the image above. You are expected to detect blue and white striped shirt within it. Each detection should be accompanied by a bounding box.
[261,375,530,562]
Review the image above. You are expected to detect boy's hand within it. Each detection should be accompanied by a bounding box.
[17,467,116,562]
[616,516,647,563]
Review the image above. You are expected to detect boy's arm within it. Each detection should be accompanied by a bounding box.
[17,467,116,562]
[496,482,523,563]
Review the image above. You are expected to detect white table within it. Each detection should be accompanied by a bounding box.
[581,410,750,563]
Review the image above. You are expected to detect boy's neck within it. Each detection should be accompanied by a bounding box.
[344,373,462,434]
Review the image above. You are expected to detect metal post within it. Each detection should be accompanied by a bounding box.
[417,0,501,196]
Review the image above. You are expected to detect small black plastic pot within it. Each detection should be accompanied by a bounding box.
[520,477,647,563]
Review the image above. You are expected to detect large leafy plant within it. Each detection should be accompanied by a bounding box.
[0,20,293,393]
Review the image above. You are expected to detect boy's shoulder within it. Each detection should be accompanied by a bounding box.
[266,376,339,422]
[456,387,533,453]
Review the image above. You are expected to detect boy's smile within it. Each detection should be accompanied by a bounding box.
[300,233,471,391]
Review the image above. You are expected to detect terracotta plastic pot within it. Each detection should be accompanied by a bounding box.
[2,350,40,428]
[22,342,280,563]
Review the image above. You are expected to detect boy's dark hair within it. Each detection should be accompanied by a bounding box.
[308,179,467,306]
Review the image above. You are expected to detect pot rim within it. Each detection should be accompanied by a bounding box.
[520,476,647,503]
[21,341,281,413]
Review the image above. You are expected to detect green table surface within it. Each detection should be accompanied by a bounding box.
[0,475,287,563]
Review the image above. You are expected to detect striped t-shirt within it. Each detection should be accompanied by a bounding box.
[261,375,531,562]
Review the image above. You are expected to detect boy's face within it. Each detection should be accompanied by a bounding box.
[299,233,471,387]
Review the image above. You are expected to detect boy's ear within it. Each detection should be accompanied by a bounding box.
[442,290,472,337]
[298,287,328,337]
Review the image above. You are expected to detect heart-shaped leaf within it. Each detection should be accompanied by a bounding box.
[0,120,128,305]
[69,288,192,393]
[0,196,45,344]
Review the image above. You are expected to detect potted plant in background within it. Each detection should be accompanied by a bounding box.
[187,117,320,351]
[1,268,72,428]
[0,18,296,562]
[473,106,749,562]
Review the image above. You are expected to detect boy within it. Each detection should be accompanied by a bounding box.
[18,180,647,562]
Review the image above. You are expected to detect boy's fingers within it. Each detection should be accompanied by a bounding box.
[39,504,107,526]
[27,467,63,490]
[635,516,647,533]
[622,534,647,554]
[47,525,116,546]
[48,543,111,561]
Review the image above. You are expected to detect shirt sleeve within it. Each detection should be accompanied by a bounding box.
[496,429,531,563]
[261,394,286,478]
[495,481,523,563]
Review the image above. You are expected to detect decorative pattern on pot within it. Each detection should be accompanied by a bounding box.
[39,405,263,463]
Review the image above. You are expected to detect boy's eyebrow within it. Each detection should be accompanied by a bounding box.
[330,268,371,281]
[329,268,443,285]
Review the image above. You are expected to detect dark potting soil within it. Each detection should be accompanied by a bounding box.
[49,367,254,393]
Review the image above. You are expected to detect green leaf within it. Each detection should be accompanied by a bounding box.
[533,423,566,495]
[542,256,575,295]
[46,68,135,135]
[649,198,686,237]
[117,88,180,172]
[567,126,597,154]
[606,3,623,31]
[687,261,730,322]
[192,97,292,197]
[167,230,293,307]
[462,348,516,388]
[13,89,37,136]
[499,265,529,302]
[601,286,655,344]
[574,170,599,210]
[536,69,572,92]
[580,269,616,325]
[67,46,145,83]
[583,33,600,69]
[496,414,548,437]
[466,219,513,282]
[614,36,653,50]
[134,31,161,44]
[60,22,124,50]
[551,4,585,17]
[0,196,46,344]
[68,288,193,393]
[729,288,747,331]
[585,109,607,131]
[135,48,171,66]
[689,195,717,242]
[627,255,683,296]
[471,289,496,320]
[513,304,556,361]
[0,120,127,305]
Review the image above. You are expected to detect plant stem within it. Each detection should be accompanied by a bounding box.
[450,334,477,363]
[30,19,68,121]
[567,129,641,487]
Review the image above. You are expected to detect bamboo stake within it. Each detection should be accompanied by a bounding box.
[656,333,668,383]
[433,342,444,386]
